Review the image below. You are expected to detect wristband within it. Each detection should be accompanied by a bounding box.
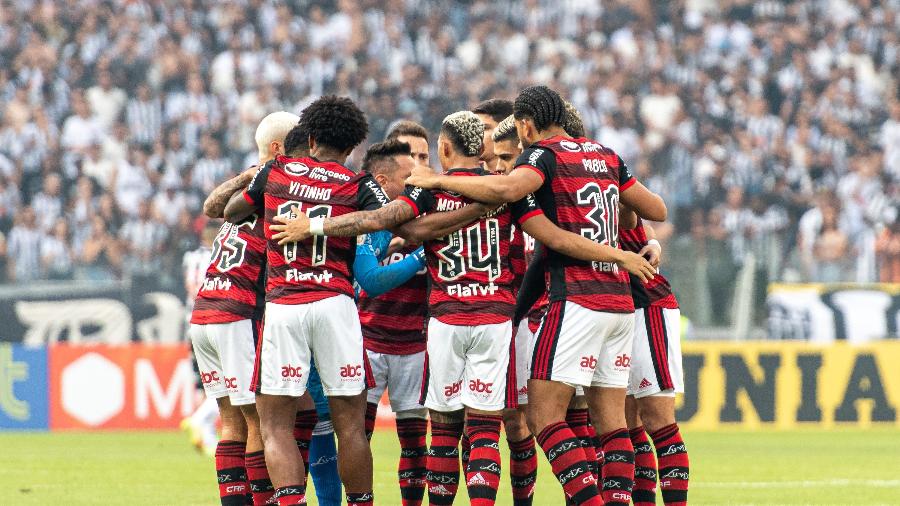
[647,239,660,248]
[309,217,325,236]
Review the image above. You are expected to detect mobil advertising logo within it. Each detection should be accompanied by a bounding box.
[48,344,197,429]
[0,344,48,430]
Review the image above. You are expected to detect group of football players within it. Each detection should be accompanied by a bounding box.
[188,85,690,506]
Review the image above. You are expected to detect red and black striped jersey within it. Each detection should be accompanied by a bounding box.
[398,167,541,325]
[243,155,390,305]
[618,219,678,309]
[509,225,527,291]
[516,135,636,314]
[521,229,550,334]
[358,244,428,355]
[190,213,266,324]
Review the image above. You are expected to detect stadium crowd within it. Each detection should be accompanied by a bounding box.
[0,0,898,291]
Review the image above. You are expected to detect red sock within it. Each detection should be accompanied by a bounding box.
[630,426,657,506]
[465,414,502,506]
[565,408,599,482]
[347,492,374,505]
[293,409,318,476]
[651,423,689,506]
[274,484,306,505]
[396,417,427,506]
[508,436,537,506]
[245,450,276,505]
[427,420,463,505]
[365,402,378,441]
[599,428,635,505]
[215,440,249,505]
[536,422,601,505]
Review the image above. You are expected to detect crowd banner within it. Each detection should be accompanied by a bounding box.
[767,283,900,342]
[677,341,900,430]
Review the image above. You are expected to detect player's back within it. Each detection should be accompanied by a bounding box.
[248,155,390,304]
[521,135,635,313]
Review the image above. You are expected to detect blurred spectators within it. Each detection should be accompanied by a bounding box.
[0,0,896,301]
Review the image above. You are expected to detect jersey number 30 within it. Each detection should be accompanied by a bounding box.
[576,183,619,246]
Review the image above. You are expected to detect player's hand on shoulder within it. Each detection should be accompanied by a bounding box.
[271,205,311,244]
[406,164,439,189]
[616,251,655,283]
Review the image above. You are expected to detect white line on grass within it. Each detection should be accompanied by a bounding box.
[696,479,900,489]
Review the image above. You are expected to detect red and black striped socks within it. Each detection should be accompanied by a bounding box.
[273,484,306,505]
[245,450,275,505]
[426,420,464,505]
[396,417,428,506]
[629,426,658,506]
[465,414,503,506]
[215,440,249,505]
[599,428,635,505]
[365,402,378,441]
[508,436,537,506]
[651,423,689,505]
[293,409,318,475]
[535,421,602,505]
[461,431,472,469]
[347,492,374,506]
[566,408,599,482]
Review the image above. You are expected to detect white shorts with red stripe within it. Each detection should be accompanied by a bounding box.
[421,318,516,412]
[531,301,634,388]
[189,319,259,406]
[366,349,426,413]
[627,306,684,398]
[255,295,374,397]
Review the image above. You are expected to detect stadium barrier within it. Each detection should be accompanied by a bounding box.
[2,341,898,431]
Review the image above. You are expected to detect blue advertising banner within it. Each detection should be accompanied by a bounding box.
[0,344,48,430]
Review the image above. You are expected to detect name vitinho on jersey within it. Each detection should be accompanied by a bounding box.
[289,181,332,200]
[448,282,500,297]
[285,269,334,283]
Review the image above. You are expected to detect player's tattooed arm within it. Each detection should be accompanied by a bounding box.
[521,214,655,282]
[223,190,256,223]
[392,202,494,243]
[271,200,418,244]
[203,167,257,218]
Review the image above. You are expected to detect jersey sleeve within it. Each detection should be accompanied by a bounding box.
[242,161,273,208]
[359,230,393,261]
[357,175,392,211]
[618,155,636,191]
[509,192,544,224]
[398,185,436,216]
[514,146,557,182]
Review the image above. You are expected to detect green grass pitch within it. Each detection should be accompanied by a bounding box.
[2,428,899,505]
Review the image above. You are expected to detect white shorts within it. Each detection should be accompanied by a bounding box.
[422,318,515,412]
[514,319,535,405]
[627,306,684,398]
[531,301,634,388]
[257,296,371,397]
[189,319,259,406]
[366,350,426,413]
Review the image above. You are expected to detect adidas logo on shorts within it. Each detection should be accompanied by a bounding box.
[639,378,653,389]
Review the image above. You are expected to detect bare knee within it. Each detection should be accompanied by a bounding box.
[503,408,531,441]
[218,398,248,441]
[636,396,676,433]
[430,409,464,425]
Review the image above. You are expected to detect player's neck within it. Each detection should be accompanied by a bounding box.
[310,147,347,165]
[442,154,481,171]
[536,126,571,142]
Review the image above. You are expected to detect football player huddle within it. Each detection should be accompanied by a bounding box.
[189,85,689,506]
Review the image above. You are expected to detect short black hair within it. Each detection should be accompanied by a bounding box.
[513,85,565,131]
[472,99,514,123]
[361,140,412,175]
[284,122,309,157]
[297,95,368,152]
[385,120,429,143]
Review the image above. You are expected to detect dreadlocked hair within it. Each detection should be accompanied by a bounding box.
[361,139,412,175]
[491,114,518,143]
[513,85,565,132]
[562,100,586,138]
[441,111,484,157]
[297,95,368,152]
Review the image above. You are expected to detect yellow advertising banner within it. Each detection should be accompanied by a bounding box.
[676,341,900,430]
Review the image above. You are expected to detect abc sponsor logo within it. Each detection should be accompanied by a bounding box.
[200,371,221,384]
[281,365,303,380]
[614,353,631,368]
[444,380,463,398]
[340,364,362,379]
[579,355,598,370]
[468,379,493,394]
[224,377,237,389]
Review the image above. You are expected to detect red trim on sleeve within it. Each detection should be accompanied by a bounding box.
[397,195,420,216]
[619,178,637,192]
[242,190,256,205]
[518,208,544,225]
[518,165,546,182]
